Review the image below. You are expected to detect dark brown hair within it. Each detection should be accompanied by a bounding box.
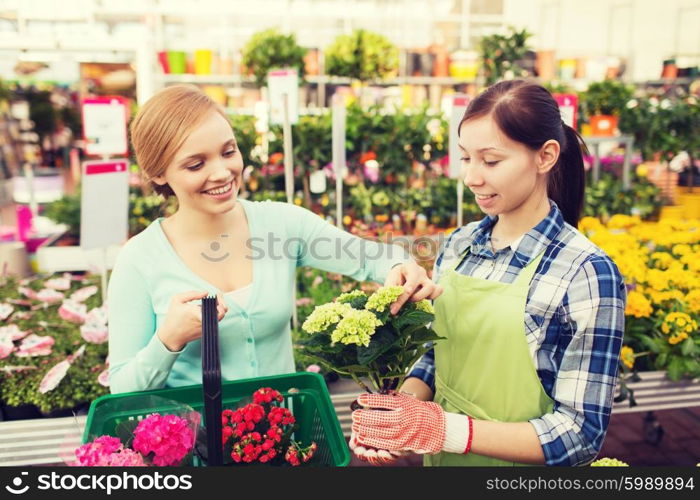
[459,79,588,227]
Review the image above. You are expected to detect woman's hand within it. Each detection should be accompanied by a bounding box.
[157,291,228,352]
[384,261,443,315]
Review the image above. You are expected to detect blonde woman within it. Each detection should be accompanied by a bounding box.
[108,85,442,393]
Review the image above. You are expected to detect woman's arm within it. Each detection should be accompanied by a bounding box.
[107,255,181,394]
[287,203,410,283]
[528,255,626,466]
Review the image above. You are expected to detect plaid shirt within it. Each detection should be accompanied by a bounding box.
[409,201,626,466]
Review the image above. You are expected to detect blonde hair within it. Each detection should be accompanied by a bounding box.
[130,85,229,197]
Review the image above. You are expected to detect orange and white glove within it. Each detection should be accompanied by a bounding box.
[351,393,473,456]
[349,430,409,465]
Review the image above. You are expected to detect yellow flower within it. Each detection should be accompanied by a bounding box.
[579,217,604,234]
[661,312,698,344]
[620,346,635,369]
[343,215,352,226]
[330,309,383,347]
[672,244,692,257]
[650,252,673,270]
[625,291,653,318]
[607,214,641,230]
[669,332,689,345]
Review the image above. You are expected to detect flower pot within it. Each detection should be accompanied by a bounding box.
[167,51,187,74]
[194,49,213,75]
[0,403,42,421]
[646,162,679,204]
[589,115,619,136]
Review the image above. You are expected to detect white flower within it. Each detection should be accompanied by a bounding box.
[365,159,379,170]
[626,99,638,109]
[660,99,671,110]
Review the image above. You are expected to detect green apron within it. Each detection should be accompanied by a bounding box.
[424,249,554,466]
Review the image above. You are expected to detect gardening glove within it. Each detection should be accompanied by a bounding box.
[351,392,447,454]
[349,430,409,465]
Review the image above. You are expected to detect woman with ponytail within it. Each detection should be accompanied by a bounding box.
[351,80,627,466]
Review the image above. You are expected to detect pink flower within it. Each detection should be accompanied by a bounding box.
[45,277,71,291]
[15,334,55,357]
[0,334,14,359]
[59,300,87,324]
[305,364,321,373]
[71,286,99,303]
[80,324,108,344]
[0,324,28,341]
[105,448,146,466]
[295,297,313,307]
[36,288,65,304]
[0,303,14,321]
[75,436,123,466]
[97,369,110,387]
[132,414,195,466]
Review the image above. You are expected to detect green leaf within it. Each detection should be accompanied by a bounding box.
[393,310,433,330]
[667,357,684,381]
[638,335,660,353]
[406,326,444,345]
[680,337,697,357]
[357,326,397,365]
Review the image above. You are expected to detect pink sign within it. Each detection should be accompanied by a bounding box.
[84,160,128,176]
[553,94,578,129]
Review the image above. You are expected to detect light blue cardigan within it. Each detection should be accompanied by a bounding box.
[107,199,409,393]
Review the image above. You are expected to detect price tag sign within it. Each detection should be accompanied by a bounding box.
[449,94,470,179]
[80,159,129,250]
[81,97,129,157]
[553,93,578,129]
[268,69,299,125]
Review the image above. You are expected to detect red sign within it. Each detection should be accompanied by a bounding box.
[553,94,578,129]
[84,159,129,176]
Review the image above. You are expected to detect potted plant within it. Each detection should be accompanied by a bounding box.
[325,29,399,83]
[581,80,634,136]
[241,28,307,88]
[478,26,533,85]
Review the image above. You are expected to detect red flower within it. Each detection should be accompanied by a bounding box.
[359,151,377,164]
[253,387,283,405]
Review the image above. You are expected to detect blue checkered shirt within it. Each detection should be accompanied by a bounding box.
[408,201,626,466]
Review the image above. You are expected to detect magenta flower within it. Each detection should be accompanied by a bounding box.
[75,436,123,466]
[132,414,195,466]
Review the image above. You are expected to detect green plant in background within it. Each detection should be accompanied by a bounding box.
[229,113,263,169]
[241,28,307,88]
[0,274,109,414]
[479,26,532,85]
[580,80,634,118]
[583,172,662,220]
[620,92,700,161]
[44,185,177,239]
[325,29,399,82]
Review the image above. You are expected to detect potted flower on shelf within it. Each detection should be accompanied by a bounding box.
[580,79,634,136]
[241,28,307,88]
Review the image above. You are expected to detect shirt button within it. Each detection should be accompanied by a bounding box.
[247,338,253,344]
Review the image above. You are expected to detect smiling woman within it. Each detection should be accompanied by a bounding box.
[107,85,442,394]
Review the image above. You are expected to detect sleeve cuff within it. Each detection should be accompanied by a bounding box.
[442,412,471,454]
[140,332,183,373]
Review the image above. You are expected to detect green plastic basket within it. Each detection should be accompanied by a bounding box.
[83,372,350,467]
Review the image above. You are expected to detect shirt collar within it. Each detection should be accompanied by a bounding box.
[452,199,565,267]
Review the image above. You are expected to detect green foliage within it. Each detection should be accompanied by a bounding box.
[583,172,662,220]
[241,28,307,88]
[479,27,532,85]
[325,30,399,82]
[44,185,177,239]
[580,80,634,117]
[297,286,443,392]
[0,274,109,413]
